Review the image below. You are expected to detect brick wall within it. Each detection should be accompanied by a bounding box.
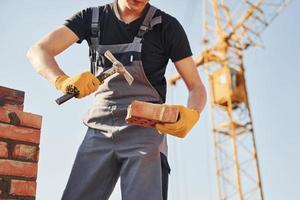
[0,86,42,200]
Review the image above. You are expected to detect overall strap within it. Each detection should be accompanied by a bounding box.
[90,7,100,75]
[134,6,161,43]
[90,7,100,47]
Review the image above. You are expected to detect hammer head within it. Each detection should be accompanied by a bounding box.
[104,50,134,86]
[114,64,134,85]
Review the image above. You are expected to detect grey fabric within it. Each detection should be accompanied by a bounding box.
[95,42,142,54]
[136,6,157,39]
[90,7,100,47]
[133,37,143,43]
[91,7,99,28]
[64,5,169,200]
[62,128,165,200]
[135,7,162,43]
[134,15,162,43]
[90,37,99,47]
[90,7,100,75]
[141,6,157,29]
[150,16,162,29]
[84,58,162,124]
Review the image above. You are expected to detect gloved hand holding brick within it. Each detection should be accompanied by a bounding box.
[155,105,200,138]
[126,100,180,127]
[126,100,200,138]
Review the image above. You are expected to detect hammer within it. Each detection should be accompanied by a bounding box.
[55,50,134,105]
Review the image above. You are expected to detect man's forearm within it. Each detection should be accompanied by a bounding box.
[187,84,207,113]
[27,44,65,84]
[27,26,81,84]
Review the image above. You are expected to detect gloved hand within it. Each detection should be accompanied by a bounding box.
[155,105,200,138]
[55,71,100,98]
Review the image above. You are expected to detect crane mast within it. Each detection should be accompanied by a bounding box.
[169,0,290,199]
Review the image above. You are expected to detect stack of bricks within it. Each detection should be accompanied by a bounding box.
[0,86,42,200]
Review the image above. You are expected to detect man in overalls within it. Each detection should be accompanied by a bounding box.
[27,0,207,199]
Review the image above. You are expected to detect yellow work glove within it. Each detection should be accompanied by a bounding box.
[155,105,200,138]
[55,71,101,98]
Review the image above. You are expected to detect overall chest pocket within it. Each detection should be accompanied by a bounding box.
[100,51,141,69]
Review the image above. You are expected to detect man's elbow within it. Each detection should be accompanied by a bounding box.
[26,44,40,64]
[26,43,42,63]
[26,46,34,63]
[26,43,50,74]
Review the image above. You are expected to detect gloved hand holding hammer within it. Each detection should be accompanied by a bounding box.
[54,50,134,105]
[55,71,100,98]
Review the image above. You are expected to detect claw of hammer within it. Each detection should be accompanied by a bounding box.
[104,50,134,85]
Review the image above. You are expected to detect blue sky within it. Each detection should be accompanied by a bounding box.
[1,0,299,199]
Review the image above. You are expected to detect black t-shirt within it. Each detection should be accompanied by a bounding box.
[64,3,192,102]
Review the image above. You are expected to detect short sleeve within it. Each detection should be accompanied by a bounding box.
[64,8,92,44]
[162,16,193,62]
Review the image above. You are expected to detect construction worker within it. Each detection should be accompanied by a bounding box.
[27,0,206,199]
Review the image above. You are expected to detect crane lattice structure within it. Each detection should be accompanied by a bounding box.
[169,0,290,199]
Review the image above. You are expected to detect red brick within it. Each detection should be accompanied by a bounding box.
[10,180,36,197]
[0,86,24,111]
[0,107,42,129]
[0,159,37,178]
[0,123,40,144]
[1,104,23,112]
[0,142,8,158]
[126,100,179,127]
[13,144,38,161]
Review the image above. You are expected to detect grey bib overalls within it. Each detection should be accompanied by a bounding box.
[62,4,170,200]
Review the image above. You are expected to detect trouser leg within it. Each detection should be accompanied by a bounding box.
[115,125,170,200]
[120,152,171,200]
[120,149,163,200]
[62,128,120,200]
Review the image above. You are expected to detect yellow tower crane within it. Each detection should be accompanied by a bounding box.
[169,0,291,199]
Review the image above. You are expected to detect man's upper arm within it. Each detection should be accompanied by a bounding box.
[36,25,79,56]
[163,16,200,89]
[162,15,192,63]
[174,56,203,91]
